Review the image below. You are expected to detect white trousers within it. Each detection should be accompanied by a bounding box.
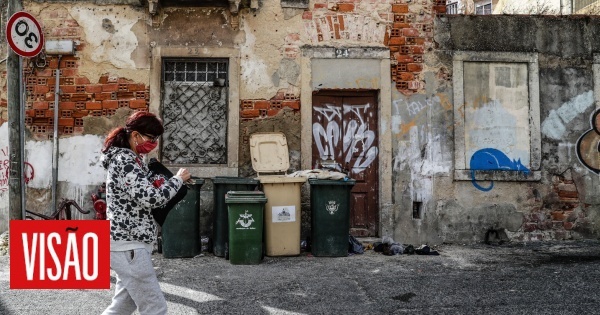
[102,249,167,315]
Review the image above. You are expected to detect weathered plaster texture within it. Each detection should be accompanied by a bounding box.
[416,15,600,244]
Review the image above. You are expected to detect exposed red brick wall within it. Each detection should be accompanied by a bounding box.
[23,56,149,139]
[303,0,387,44]
[387,0,446,95]
[1,8,150,139]
[521,174,589,241]
[240,91,300,121]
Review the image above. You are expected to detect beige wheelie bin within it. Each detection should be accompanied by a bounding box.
[250,132,307,256]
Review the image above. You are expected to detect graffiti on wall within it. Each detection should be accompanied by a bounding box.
[542,91,594,140]
[576,108,600,173]
[313,103,378,174]
[0,147,35,192]
[470,148,530,191]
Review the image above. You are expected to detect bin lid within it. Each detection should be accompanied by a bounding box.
[249,132,290,174]
[225,191,267,203]
[188,177,205,186]
[225,197,267,204]
[212,176,259,185]
[308,178,356,185]
[226,191,265,198]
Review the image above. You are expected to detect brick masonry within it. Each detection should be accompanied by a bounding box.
[0,7,149,139]
[20,55,149,139]
[240,91,300,121]
[300,0,447,95]
[521,173,589,241]
[303,1,388,45]
[2,2,448,125]
[387,0,446,95]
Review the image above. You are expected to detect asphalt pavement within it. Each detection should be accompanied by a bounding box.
[2,239,600,314]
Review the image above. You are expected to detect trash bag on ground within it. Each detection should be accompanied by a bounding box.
[415,244,440,255]
[381,236,404,256]
[348,235,364,254]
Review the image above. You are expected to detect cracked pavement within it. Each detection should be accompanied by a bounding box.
[2,240,600,314]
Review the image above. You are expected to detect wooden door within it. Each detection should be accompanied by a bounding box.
[312,90,379,236]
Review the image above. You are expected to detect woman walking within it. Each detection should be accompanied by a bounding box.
[101,111,191,315]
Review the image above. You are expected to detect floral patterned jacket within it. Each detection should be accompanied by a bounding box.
[101,147,183,245]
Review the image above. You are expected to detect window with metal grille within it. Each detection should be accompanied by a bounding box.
[161,59,229,165]
[163,60,227,83]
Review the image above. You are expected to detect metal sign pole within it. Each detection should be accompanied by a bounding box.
[7,0,24,221]
[7,9,45,219]
[19,56,26,219]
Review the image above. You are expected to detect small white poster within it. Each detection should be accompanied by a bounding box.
[272,206,296,223]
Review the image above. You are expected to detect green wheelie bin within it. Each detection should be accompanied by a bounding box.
[162,178,205,258]
[225,191,267,264]
[212,177,259,257]
[309,178,356,257]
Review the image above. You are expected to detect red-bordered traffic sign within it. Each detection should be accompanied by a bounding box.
[6,11,44,58]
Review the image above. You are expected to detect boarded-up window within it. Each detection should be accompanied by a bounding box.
[453,52,541,183]
[463,62,531,167]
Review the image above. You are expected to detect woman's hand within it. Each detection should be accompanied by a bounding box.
[176,168,191,182]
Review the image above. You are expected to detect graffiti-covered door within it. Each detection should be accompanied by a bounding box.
[312,91,379,237]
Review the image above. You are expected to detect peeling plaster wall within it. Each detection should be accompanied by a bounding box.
[0,123,105,231]
[26,3,150,83]
[406,15,600,245]
[391,86,454,245]
[149,7,239,47]
[0,2,152,232]
[6,2,600,246]
[239,5,300,98]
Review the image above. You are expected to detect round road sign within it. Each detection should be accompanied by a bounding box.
[6,11,44,58]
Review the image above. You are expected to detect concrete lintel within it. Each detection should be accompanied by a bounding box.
[301,46,389,59]
[453,51,538,63]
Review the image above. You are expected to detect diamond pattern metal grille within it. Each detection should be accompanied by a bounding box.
[161,60,228,165]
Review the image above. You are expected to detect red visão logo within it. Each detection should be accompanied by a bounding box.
[10,220,110,289]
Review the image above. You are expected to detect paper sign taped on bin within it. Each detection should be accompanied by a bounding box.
[272,206,296,223]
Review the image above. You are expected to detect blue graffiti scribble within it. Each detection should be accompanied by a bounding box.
[470,148,530,191]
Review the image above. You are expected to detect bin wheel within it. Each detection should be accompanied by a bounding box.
[225,242,229,260]
[157,237,163,254]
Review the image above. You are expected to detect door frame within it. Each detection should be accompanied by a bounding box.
[312,89,380,236]
[299,47,393,237]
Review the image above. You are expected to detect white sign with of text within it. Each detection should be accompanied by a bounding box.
[272,206,295,223]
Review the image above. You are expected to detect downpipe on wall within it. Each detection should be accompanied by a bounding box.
[45,40,75,211]
[52,55,61,211]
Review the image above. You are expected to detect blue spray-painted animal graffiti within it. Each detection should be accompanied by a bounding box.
[470,148,530,191]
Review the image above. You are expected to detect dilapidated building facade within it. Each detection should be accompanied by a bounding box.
[2,0,600,245]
